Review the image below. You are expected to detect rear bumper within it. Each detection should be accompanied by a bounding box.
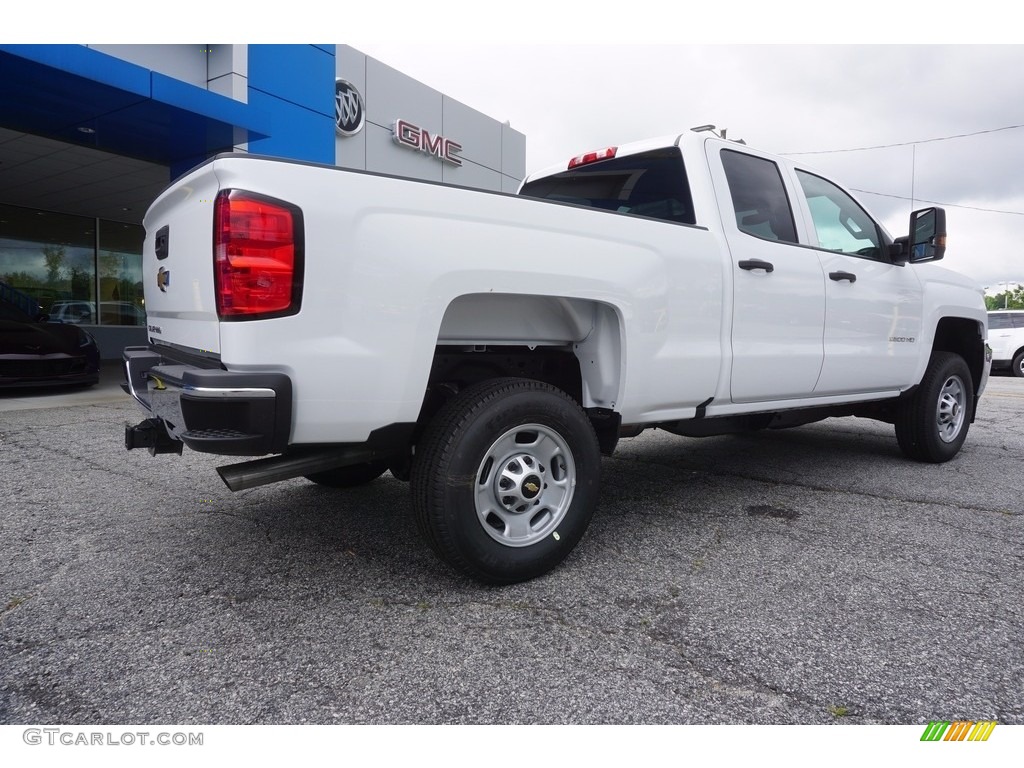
[123,346,292,455]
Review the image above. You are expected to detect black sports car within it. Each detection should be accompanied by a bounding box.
[0,299,100,388]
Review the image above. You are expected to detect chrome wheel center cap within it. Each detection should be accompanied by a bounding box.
[495,455,546,513]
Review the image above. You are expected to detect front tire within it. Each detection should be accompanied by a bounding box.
[1012,350,1024,378]
[895,351,974,463]
[411,378,601,584]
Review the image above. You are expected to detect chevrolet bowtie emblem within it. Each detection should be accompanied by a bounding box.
[157,266,171,292]
[524,482,539,494]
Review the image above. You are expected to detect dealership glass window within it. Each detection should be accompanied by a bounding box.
[0,203,145,326]
[0,203,96,320]
[98,220,145,326]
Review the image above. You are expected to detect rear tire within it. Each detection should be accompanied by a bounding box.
[895,351,973,463]
[411,378,601,584]
[305,460,389,488]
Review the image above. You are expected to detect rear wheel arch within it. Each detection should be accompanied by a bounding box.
[426,293,624,414]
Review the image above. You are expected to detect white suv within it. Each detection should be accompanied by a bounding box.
[49,300,96,324]
[988,310,1024,377]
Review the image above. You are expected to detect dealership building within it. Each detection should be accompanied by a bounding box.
[0,44,526,357]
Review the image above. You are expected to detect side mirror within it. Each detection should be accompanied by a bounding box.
[908,207,946,264]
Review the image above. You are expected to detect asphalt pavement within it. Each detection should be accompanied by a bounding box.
[1,371,1021,725]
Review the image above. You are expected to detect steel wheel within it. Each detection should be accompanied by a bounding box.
[474,424,576,548]
[935,374,967,444]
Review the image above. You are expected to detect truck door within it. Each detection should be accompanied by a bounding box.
[709,147,826,403]
[791,170,924,394]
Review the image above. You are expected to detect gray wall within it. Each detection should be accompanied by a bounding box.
[86,325,147,361]
[335,46,525,193]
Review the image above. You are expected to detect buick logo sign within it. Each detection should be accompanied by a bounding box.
[335,79,364,137]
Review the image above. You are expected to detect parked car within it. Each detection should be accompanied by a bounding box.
[0,299,100,388]
[988,310,1024,377]
[50,300,97,324]
[48,300,146,326]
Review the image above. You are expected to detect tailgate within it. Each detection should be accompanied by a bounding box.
[142,162,223,355]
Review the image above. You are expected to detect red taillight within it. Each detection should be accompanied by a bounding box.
[567,146,618,169]
[214,190,302,319]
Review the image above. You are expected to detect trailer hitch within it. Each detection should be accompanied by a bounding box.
[125,418,183,456]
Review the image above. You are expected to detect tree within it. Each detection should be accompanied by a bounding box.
[42,245,67,285]
[985,286,1024,311]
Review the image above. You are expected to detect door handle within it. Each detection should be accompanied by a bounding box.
[829,271,857,283]
[738,259,774,273]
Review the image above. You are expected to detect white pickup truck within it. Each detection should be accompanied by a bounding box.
[123,127,990,583]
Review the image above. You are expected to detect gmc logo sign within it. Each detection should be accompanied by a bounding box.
[393,119,463,166]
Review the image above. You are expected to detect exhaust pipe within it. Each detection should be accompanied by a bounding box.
[216,448,384,492]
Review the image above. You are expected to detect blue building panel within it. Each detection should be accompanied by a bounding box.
[0,45,276,175]
[247,45,335,117]
[246,45,336,164]
[246,89,335,165]
[0,44,152,96]
[152,73,270,136]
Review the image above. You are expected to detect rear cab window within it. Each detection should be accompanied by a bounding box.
[518,148,696,225]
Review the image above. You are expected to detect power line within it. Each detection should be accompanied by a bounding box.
[778,122,1024,215]
[782,124,1024,156]
[852,188,1024,217]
